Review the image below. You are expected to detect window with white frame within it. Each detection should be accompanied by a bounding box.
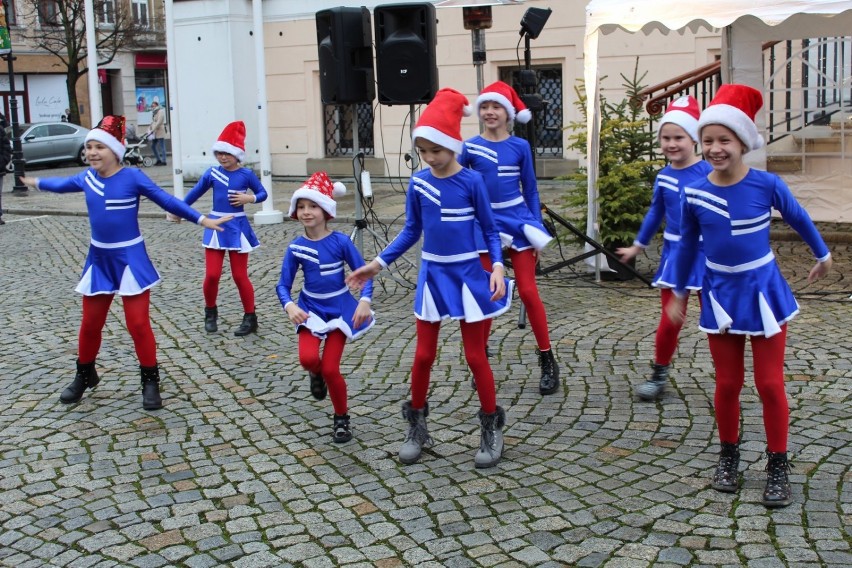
[131,0,149,27]
[98,0,115,26]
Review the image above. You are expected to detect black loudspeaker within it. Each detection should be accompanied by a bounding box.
[374,3,438,105]
[316,7,375,105]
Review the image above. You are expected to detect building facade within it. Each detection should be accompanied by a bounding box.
[2,0,167,137]
[171,0,720,178]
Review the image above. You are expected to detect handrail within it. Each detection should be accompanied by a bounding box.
[637,42,781,115]
[635,62,721,114]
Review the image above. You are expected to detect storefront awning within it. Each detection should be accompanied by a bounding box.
[135,53,167,69]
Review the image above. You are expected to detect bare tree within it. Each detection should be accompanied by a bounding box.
[18,0,149,124]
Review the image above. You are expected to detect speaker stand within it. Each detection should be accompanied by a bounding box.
[349,114,416,287]
[409,104,420,171]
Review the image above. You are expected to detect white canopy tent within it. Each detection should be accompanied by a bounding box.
[583,0,852,264]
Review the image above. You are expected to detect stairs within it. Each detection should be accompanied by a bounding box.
[767,124,850,174]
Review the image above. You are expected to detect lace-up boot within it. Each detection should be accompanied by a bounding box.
[332,414,352,443]
[636,363,669,401]
[763,451,792,508]
[399,402,432,464]
[711,442,740,493]
[474,406,506,468]
[538,349,560,395]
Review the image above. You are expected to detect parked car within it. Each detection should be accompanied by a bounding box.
[4,122,91,169]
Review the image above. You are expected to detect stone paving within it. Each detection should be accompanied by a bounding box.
[0,165,850,567]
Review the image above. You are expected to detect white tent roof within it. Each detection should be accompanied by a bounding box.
[581,1,852,272]
[585,0,852,35]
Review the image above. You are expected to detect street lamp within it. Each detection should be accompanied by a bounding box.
[435,0,524,95]
[1,0,27,199]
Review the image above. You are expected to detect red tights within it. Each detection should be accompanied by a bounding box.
[204,248,255,312]
[78,290,157,367]
[298,329,348,415]
[410,318,496,414]
[480,249,550,351]
[655,288,691,365]
[707,325,789,452]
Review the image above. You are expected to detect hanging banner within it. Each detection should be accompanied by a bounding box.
[0,12,11,55]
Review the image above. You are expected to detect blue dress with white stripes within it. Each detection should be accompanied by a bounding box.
[184,166,268,252]
[458,135,552,252]
[634,160,712,289]
[674,169,830,336]
[377,167,513,322]
[37,168,205,296]
[276,231,375,340]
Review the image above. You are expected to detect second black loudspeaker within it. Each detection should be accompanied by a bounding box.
[374,3,438,105]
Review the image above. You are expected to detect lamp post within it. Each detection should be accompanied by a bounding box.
[436,1,524,96]
[1,0,27,198]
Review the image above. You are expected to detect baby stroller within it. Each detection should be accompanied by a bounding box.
[123,131,155,167]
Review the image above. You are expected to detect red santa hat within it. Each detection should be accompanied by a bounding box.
[475,80,532,124]
[85,115,126,161]
[658,95,700,143]
[411,88,472,154]
[211,121,246,162]
[698,84,765,152]
[288,171,347,219]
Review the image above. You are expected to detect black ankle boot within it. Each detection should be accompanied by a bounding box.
[332,414,352,443]
[59,360,100,404]
[763,451,792,508]
[711,442,740,493]
[141,365,163,410]
[204,306,218,333]
[234,313,258,336]
[309,372,327,400]
[538,349,560,395]
[636,363,669,401]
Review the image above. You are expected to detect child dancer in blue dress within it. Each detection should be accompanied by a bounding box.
[20,116,231,410]
[182,121,268,336]
[276,172,374,443]
[347,88,512,468]
[668,85,832,507]
[617,95,712,400]
[459,81,559,395]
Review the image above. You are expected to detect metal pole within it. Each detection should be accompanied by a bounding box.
[2,0,26,196]
[352,105,364,255]
[409,104,419,171]
[84,0,102,126]
[472,28,485,133]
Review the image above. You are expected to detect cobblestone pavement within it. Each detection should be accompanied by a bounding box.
[0,167,850,567]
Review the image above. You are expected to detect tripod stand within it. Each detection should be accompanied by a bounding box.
[348,127,416,287]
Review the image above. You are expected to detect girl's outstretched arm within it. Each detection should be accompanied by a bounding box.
[346,260,381,290]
